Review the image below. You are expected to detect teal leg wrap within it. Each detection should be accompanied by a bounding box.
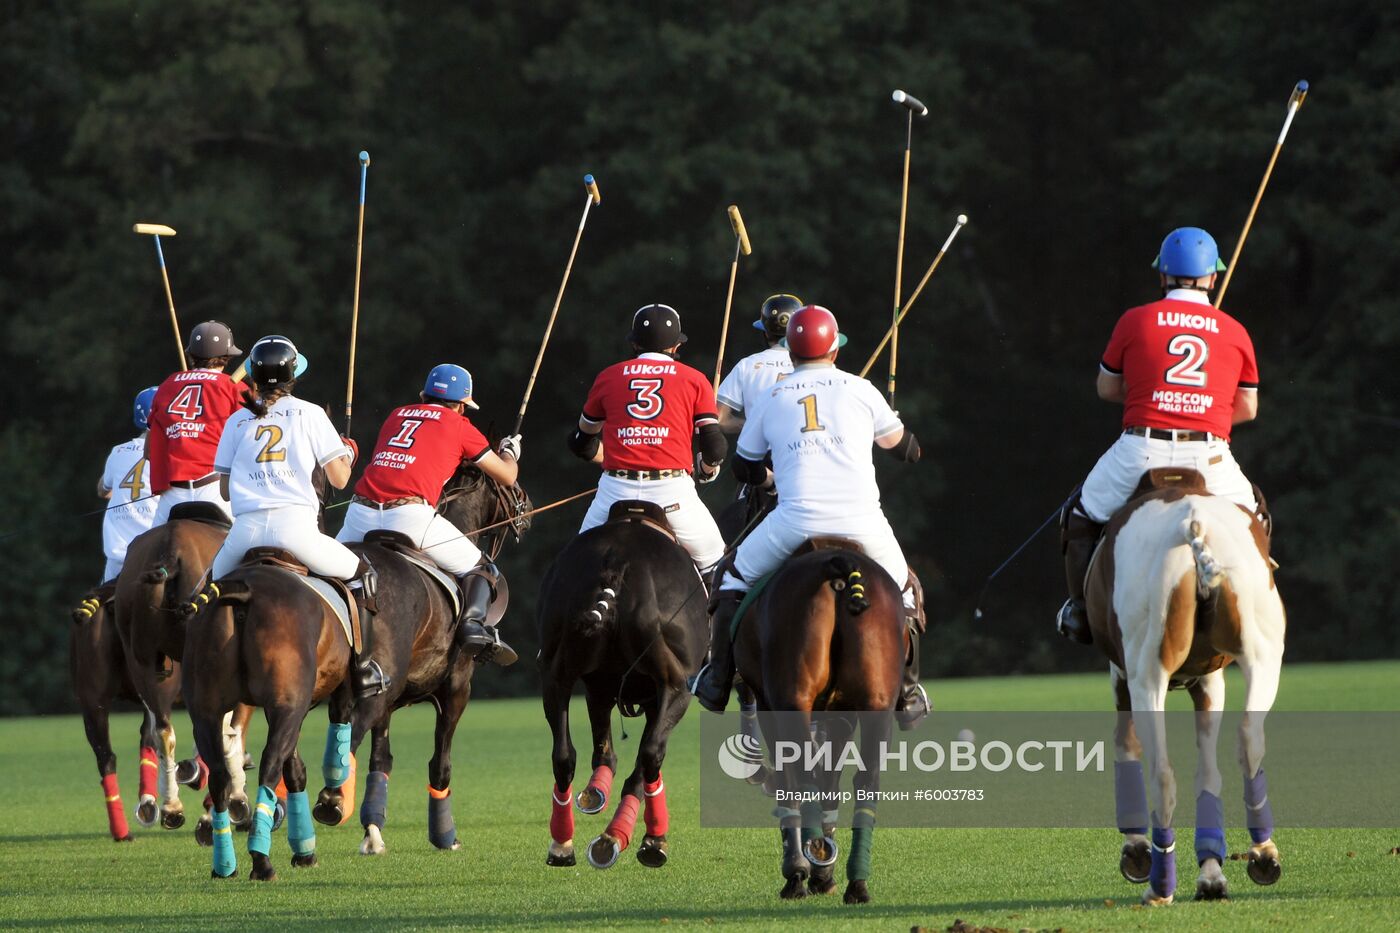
[847,815,875,882]
[211,809,236,877]
[248,785,277,857]
[322,722,352,788]
[286,790,315,857]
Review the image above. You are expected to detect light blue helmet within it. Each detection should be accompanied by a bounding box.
[422,364,479,409]
[1152,227,1227,278]
[133,386,158,430]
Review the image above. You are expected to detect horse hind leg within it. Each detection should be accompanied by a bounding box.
[804,713,849,896]
[79,692,131,842]
[1189,670,1229,901]
[283,751,317,868]
[313,687,359,827]
[249,704,304,882]
[1111,665,1150,883]
[543,674,577,867]
[576,685,618,814]
[155,714,185,830]
[190,715,237,878]
[1237,648,1283,886]
[359,720,392,856]
[425,666,472,852]
[1129,673,1177,905]
[633,687,690,870]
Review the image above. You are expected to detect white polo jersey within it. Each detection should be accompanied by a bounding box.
[717,346,793,416]
[736,363,903,523]
[100,436,159,566]
[215,397,351,516]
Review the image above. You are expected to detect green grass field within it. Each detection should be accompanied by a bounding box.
[2,662,1396,931]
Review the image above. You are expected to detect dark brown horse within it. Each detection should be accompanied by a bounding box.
[110,503,253,832]
[537,501,707,871]
[733,541,905,903]
[311,466,531,856]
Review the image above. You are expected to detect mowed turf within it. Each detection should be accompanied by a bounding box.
[1,662,1396,931]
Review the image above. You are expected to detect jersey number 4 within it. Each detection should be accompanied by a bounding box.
[1164,334,1209,387]
[166,385,204,421]
[119,458,147,500]
[626,379,664,420]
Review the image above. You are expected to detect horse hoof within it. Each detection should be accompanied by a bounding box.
[135,797,158,828]
[779,874,808,900]
[228,795,251,829]
[576,786,607,814]
[175,758,202,787]
[546,840,575,866]
[637,835,668,868]
[161,809,185,831]
[114,834,134,843]
[210,869,237,879]
[808,870,837,896]
[242,753,254,771]
[360,825,386,856]
[272,801,286,832]
[1141,890,1174,906]
[1195,880,1229,901]
[803,835,839,868]
[250,855,277,882]
[194,817,213,847]
[587,834,622,870]
[291,854,317,868]
[1120,839,1151,884]
[312,789,343,827]
[842,879,871,904]
[1247,852,1282,886]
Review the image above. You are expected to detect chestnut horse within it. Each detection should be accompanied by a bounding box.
[311,466,531,856]
[537,501,707,871]
[733,541,905,904]
[1087,469,1284,905]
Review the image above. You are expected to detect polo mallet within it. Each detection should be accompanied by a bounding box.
[887,89,928,406]
[132,223,186,369]
[712,204,753,391]
[859,214,967,379]
[1215,80,1309,309]
[515,174,601,435]
[345,150,371,436]
[971,486,1081,622]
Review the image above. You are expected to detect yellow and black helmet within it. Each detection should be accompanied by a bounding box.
[755,293,803,340]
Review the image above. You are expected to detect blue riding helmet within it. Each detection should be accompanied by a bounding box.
[133,386,158,430]
[423,364,479,409]
[1152,227,1228,277]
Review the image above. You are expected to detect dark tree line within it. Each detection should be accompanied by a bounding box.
[3,0,1397,713]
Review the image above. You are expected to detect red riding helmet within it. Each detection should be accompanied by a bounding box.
[785,304,846,359]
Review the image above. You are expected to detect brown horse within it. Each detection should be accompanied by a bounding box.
[537,501,707,871]
[111,503,252,832]
[733,541,905,904]
[311,466,531,856]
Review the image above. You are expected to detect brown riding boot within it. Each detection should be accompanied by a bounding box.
[693,591,743,713]
[452,562,518,667]
[1056,512,1103,644]
[349,557,390,698]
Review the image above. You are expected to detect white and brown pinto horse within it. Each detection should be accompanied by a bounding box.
[1087,469,1284,905]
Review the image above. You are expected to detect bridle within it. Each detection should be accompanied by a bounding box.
[437,467,530,561]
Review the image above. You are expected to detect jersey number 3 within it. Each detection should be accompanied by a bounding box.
[166,385,204,421]
[626,379,664,420]
[1164,334,1209,387]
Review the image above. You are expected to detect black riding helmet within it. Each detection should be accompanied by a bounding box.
[248,335,299,389]
[755,293,803,340]
[628,304,688,352]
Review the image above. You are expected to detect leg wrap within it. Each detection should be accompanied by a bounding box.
[248,785,277,857]
[1244,767,1274,843]
[101,772,130,840]
[211,808,236,877]
[361,771,389,829]
[1195,790,1226,864]
[427,785,457,849]
[643,775,668,837]
[286,790,315,857]
[847,808,876,883]
[1114,760,1149,834]
[799,797,824,842]
[322,721,352,788]
[585,764,614,805]
[604,795,641,852]
[139,746,159,800]
[550,784,574,844]
[1149,824,1177,897]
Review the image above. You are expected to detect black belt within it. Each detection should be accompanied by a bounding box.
[1125,426,1215,443]
[352,494,427,509]
[169,473,219,489]
[605,469,688,481]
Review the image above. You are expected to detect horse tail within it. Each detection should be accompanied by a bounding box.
[580,568,626,632]
[822,552,871,616]
[1184,508,1225,597]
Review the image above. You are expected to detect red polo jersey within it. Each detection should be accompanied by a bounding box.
[354,403,491,506]
[146,369,246,491]
[581,353,717,471]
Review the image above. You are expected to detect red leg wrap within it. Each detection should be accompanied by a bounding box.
[643,774,668,837]
[550,784,574,844]
[101,773,130,839]
[604,795,641,852]
[138,746,158,799]
[586,764,614,802]
[193,756,209,790]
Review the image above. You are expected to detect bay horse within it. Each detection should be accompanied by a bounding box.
[538,500,707,871]
[311,466,531,856]
[110,503,252,833]
[733,540,905,904]
[1086,468,1285,904]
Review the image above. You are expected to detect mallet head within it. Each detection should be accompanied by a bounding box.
[584,174,601,204]
[1290,80,1309,108]
[728,205,752,256]
[359,150,371,167]
[892,89,929,116]
[133,223,177,237]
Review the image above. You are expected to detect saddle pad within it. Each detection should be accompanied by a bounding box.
[393,551,462,620]
[298,576,353,647]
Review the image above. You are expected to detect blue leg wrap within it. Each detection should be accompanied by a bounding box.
[211,809,237,877]
[1149,824,1177,897]
[361,771,389,829]
[428,791,457,849]
[286,790,315,858]
[248,785,277,857]
[1114,760,1148,834]
[1244,767,1273,843]
[322,722,352,789]
[1194,790,1226,864]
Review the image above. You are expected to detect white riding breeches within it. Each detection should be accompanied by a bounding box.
[1079,432,1257,524]
[580,474,726,571]
[211,506,360,581]
[337,501,481,575]
[153,481,231,526]
[102,558,124,583]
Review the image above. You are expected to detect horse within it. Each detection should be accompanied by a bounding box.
[310,465,531,856]
[1086,468,1285,905]
[537,500,707,871]
[110,502,253,833]
[732,540,906,904]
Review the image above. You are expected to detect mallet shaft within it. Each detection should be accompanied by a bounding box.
[154,237,186,370]
[345,150,371,435]
[888,134,912,405]
[860,214,967,379]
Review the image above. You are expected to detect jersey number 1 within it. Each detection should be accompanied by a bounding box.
[387,419,423,449]
[797,394,826,433]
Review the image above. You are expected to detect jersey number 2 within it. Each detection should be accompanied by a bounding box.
[1164,334,1209,387]
[627,379,664,420]
[254,425,287,463]
[119,458,147,500]
[166,385,204,420]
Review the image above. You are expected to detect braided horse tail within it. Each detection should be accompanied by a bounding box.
[822,551,871,616]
